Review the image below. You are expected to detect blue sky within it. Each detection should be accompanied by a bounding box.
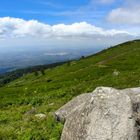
[0,0,121,25]
[0,0,139,48]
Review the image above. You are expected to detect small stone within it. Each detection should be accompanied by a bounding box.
[113,69,120,76]
[25,107,36,115]
[49,103,54,106]
[35,113,46,119]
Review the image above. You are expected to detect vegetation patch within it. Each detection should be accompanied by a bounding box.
[0,40,140,139]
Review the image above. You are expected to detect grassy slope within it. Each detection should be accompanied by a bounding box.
[0,40,140,139]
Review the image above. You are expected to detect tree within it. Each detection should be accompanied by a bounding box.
[34,70,39,76]
[81,56,85,59]
[67,61,71,66]
[41,69,45,75]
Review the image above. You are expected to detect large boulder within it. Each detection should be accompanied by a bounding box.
[55,93,92,121]
[56,87,140,140]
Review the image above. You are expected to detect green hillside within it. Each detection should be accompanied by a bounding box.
[0,40,140,139]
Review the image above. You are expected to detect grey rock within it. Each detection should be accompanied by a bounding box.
[35,113,46,119]
[56,87,140,140]
[55,93,91,121]
[49,102,54,106]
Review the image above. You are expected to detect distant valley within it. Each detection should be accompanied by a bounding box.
[0,46,102,74]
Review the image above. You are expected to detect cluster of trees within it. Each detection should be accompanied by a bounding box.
[0,61,67,87]
[34,68,45,76]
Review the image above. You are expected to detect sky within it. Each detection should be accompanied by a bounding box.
[0,0,140,49]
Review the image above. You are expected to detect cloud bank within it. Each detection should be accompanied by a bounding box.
[0,17,137,48]
[0,17,132,39]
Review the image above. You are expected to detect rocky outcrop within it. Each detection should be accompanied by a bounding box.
[56,87,140,140]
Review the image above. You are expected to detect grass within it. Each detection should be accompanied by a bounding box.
[0,40,140,139]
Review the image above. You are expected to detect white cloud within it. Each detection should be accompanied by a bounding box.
[0,17,133,39]
[108,0,140,25]
[108,7,140,25]
[0,17,51,38]
[0,17,137,49]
